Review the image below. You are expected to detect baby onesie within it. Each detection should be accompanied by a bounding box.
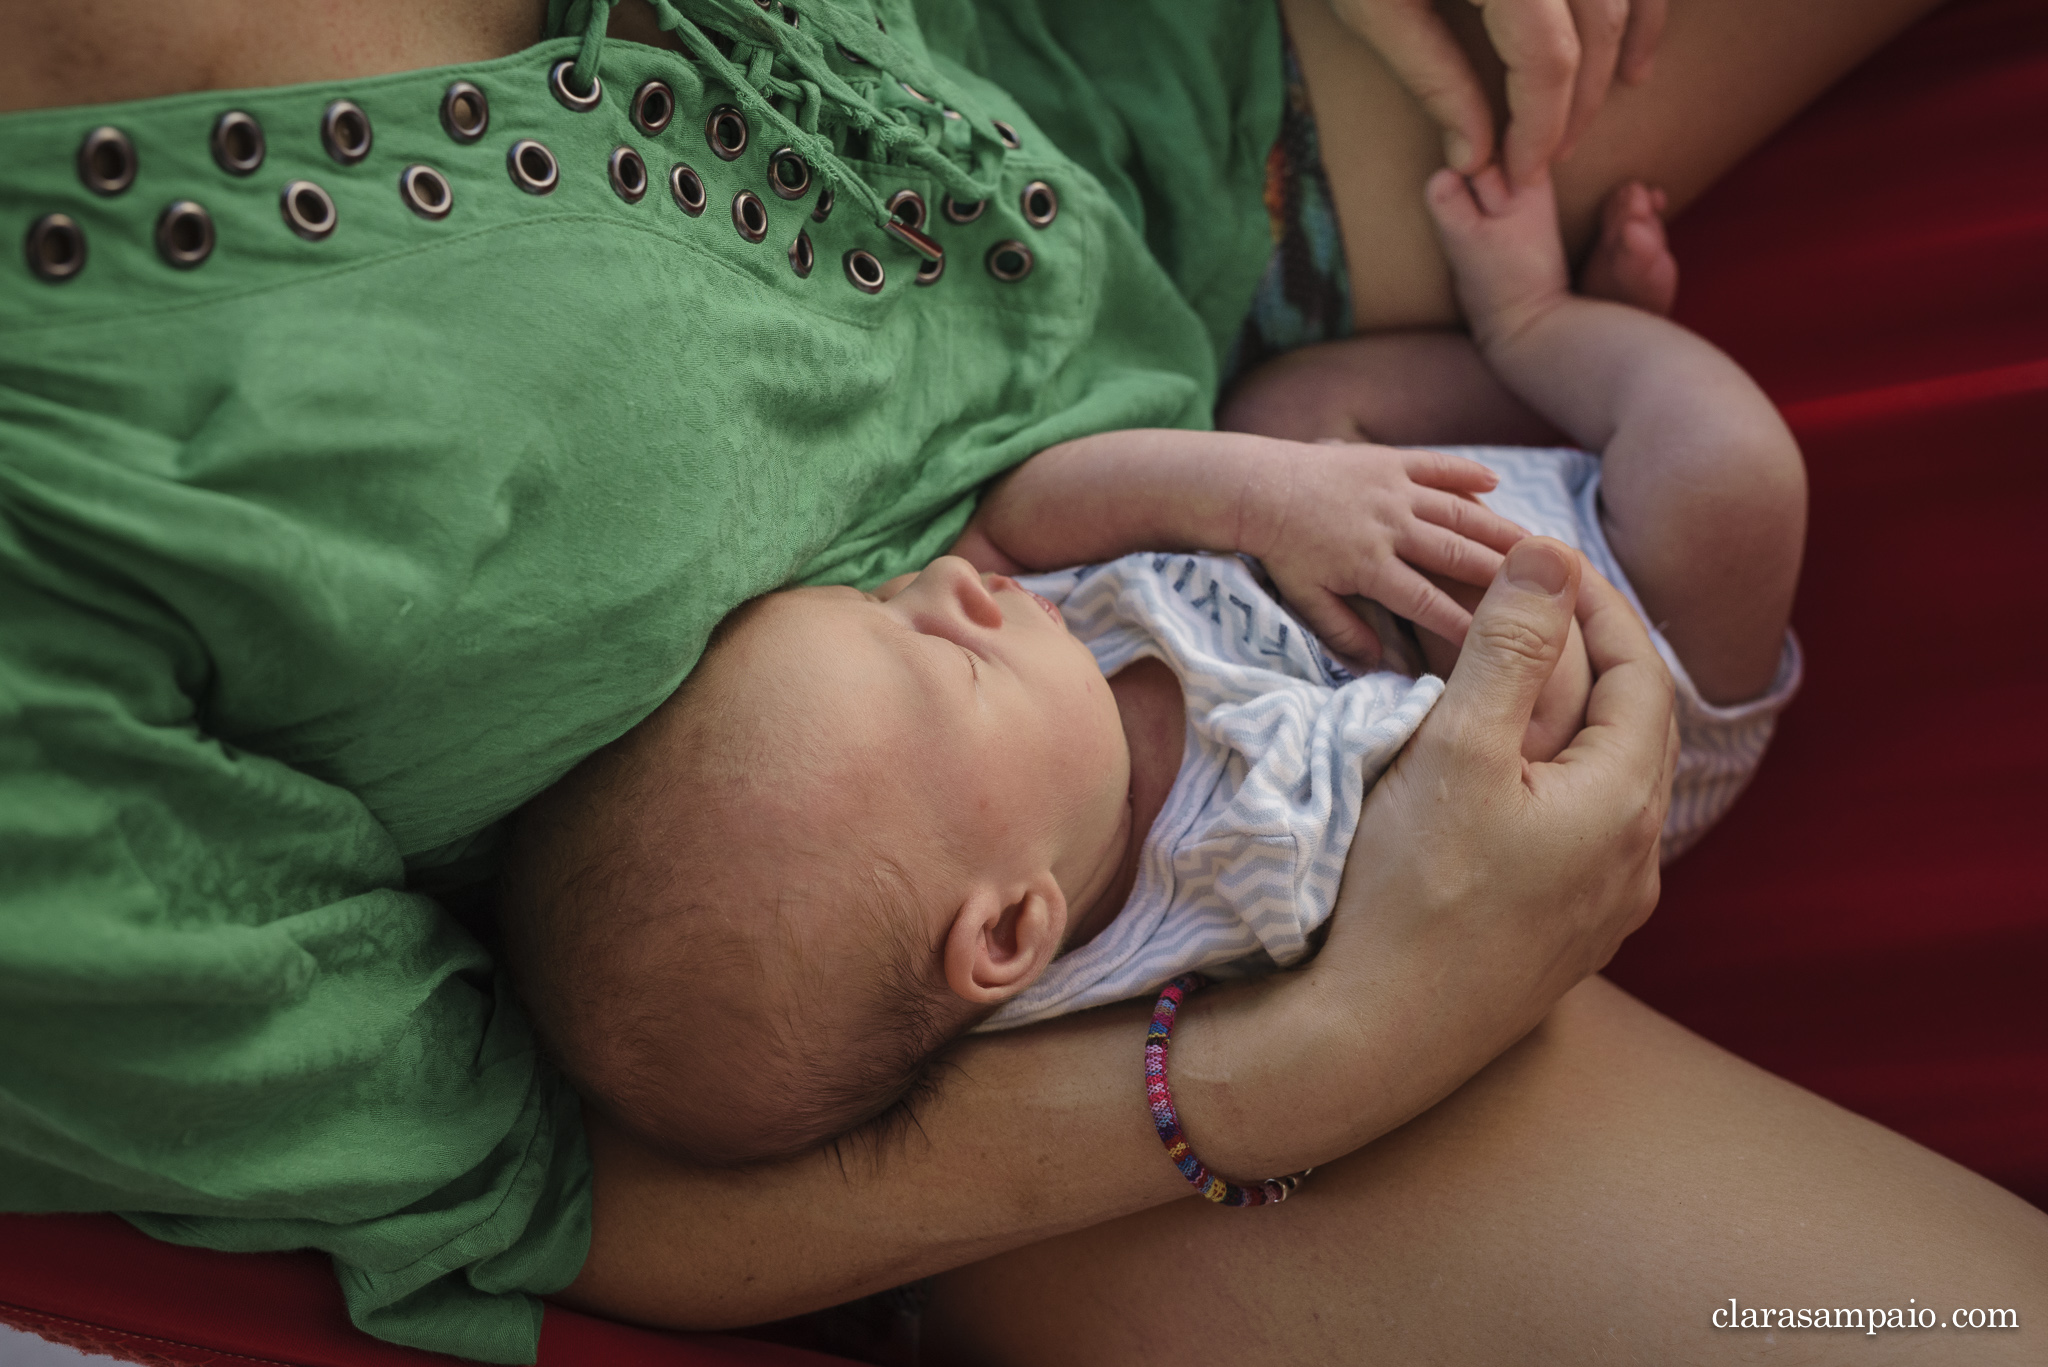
[988,445,1803,1031]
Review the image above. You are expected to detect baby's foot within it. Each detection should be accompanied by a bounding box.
[1425,165,1573,349]
[1578,181,1678,316]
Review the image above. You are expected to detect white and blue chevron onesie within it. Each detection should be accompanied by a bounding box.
[984,446,1802,1032]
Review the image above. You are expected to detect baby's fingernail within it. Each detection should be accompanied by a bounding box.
[1442,130,1473,170]
[1505,541,1569,596]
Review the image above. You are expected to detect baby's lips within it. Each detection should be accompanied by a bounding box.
[1026,588,1062,625]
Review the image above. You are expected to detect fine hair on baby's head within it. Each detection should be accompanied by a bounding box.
[502,560,1132,1167]
[501,600,986,1167]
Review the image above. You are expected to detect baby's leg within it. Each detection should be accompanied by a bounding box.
[1219,331,1558,447]
[1220,181,1681,449]
[1426,168,1805,706]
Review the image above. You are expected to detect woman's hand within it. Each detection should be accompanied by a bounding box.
[1327,0,1668,182]
[1178,537,1675,1175]
[1242,442,1528,666]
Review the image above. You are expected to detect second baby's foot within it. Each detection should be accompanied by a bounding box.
[1578,181,1678,316]
[1425,165,1573,348]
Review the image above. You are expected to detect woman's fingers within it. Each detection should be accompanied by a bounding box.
[1617,0,1666,83]
[1428,537,1579,760]
[1409,485,1528,555]
[1542,558,1677,873]
[1333,0,1497,172]
[1558,0,1627,159]
[1481,0,1582,184]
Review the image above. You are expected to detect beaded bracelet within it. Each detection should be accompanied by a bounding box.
[1145,973,1311,1206]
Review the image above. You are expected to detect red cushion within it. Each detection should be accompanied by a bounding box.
[0,1213,850,1364]
[4,2,2043,1363]
[1605,0,2048,1210]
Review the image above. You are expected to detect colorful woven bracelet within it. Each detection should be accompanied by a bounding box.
[1145,973,1311,1206]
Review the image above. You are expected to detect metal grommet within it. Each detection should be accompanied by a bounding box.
[992,119,1022,151]
[768,147,810,200]
[886,189,927,232]
[706,105,749,161]
[321,100,373,166]
[633,80,675,136]
[986,239,1033,282]
[1021,180,1059,229]
[25,214,86,282]
[789,229,814,278]
[811,186,835,223]
[399,164,453,220]
[77,126,137,196]
[441,81,490,144]
[899,81,935,104]
[669,163,707,216]
[843,247,885,294]
[915,252,945,287]
[836,42,867,64]
[549,59,603,113]
[783,5,800,25]
[507,139,559,195]
[731,190,769,243]
[210,111,265,176]
[942,194,985,225]
[154,200,215,268]
[279,180,338,240]
[609,146,649,203]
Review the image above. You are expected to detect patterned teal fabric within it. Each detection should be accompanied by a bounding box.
[1224,25,1354,389]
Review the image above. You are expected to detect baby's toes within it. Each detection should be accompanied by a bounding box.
[1579,181,1678,316]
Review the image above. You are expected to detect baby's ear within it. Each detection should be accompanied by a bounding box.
[942,874,1066,1006]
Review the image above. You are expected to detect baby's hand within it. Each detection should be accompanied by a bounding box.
[1241,442,1528,668]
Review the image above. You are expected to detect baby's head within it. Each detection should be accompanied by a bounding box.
[503,557,1131,1164]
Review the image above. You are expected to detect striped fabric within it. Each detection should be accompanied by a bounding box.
[983,446,1800,1030]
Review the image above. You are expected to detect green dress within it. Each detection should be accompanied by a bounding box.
[0,0,1280,1358]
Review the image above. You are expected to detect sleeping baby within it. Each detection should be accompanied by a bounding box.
[500,165,1806,1165]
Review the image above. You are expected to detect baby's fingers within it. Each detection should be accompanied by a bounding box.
[1291,586,1386,672]
[1377,560,1478,646]
[1411,486,1528,554]
[1400,519,1509,590]
[1401,447,1501,494]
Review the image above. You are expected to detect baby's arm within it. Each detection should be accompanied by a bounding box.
[955,429,1529,667]
[1427,167,1805,705]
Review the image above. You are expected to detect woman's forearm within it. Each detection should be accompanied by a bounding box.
[562,958,1459,1331]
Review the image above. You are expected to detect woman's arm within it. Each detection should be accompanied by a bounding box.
[558,539,1674,1330]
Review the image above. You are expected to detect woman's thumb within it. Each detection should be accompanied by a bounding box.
[1435,538,1580,748]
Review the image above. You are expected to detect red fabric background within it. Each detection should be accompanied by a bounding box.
[1605,0,2048,1209]
[3,1,2043,1362]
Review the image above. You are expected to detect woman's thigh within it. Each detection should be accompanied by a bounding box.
[923,977,2048,1365]
[1285,0,1945,330]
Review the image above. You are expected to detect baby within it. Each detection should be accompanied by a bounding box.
[501,166,1806,1165]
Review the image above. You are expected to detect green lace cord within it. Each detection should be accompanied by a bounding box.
[553,0,1005,231]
